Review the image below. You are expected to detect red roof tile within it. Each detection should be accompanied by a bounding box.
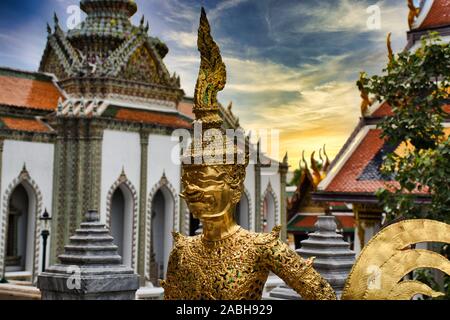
[418,0,450,29]
[0,74,63,111]
[178,100,194,119]
[371,101,392,117]
[289,214,355,231]
[325,128,450,194]
[325,129,392,193]
[114,108,192,129]
[337,216,356,229]
[371,102,450,117]
[0,117,51,133]
[294,216,317,229]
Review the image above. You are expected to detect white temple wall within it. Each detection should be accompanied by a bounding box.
[147,134,180,194]
[100,130,141,223]
[261,167,281,227]
[0,140,54,276]
[147,134,181,276]
[244,164,256,231]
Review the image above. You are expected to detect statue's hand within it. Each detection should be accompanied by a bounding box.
[260,226,337,300]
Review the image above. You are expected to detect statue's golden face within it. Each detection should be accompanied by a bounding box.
[181,166,238,220]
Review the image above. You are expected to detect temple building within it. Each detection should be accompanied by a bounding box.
[286,149,354,250]
[0,0,287,287]
[313,0,450,253]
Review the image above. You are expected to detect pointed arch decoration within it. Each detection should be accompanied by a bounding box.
[105,170,139,270]
[239,187,254,231]
[260,182,279,232]
[183,205,190,236]
[144,172,178,282]
[0,165,43,283]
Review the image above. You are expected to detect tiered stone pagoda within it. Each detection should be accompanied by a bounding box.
[296,215,355,298]
[38,210,139,300]
[269,215,355,299]
[40,0,182,102]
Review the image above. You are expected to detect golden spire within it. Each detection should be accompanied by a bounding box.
[301,150,309,171]
[310,151,322,189]
[357,72,372,116]
[407,0,420,29]
[193,7,227,130]
[322,145,330,172]
[386,32,394,64]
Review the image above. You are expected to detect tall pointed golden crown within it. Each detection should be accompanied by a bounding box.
[182,7,247,167]
[193,7,227,130]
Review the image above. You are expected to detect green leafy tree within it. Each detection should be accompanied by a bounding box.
[289,168,303,187]
[359,33,450,223]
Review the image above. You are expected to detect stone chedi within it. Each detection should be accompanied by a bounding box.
[297,216,355,298]
[37,210,139,300]
[270,215,355,299]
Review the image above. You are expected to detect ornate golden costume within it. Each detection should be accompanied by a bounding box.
[163,226,335,300]
[163,7,450,301]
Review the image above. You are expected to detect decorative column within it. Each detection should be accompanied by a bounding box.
[50,115,104,264]
[354,204,383,254]
[38,210,139,300]
[137,130,149,286]
[279,153,289,242]
[49,125,62,265]
[0,139,5,281]
[178,135,189,236]
[269,215,355,299]
[254,142,262,232]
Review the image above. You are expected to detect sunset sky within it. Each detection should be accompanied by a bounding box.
[0,0,416,169]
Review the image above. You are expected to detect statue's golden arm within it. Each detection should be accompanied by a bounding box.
[264,239,337,300]
[160,247,183,300]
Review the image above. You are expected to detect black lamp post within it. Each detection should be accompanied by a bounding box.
[39,209,52,273]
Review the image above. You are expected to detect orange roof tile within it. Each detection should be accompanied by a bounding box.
[371,101,392,117]
[178,100,195,119]
[0,117,51,133]
[0,74,62,111]
[325,128,450,194]
[418,0,450,29]
[289,214,355,231]
[371,102,450,117]
[114,108,192,129]
[325,129,393,193]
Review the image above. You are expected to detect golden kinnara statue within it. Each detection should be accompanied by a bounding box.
[161,8,336,300]
[162,8,450,300]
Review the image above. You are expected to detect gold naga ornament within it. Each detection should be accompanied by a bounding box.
[359,33,394,116]
[310,146,330,189]
[162,7,450,300]
[407,0,420,30]
[387,32,394,65]
[357,72,373,116]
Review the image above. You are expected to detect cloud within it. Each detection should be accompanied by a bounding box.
[0,0,414,170]
[0,28,46,71]
[203,53,360,166]
[165,31,197,48]
[161,0,411,169]
[208,0,252,21]
[266,0,407,34]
